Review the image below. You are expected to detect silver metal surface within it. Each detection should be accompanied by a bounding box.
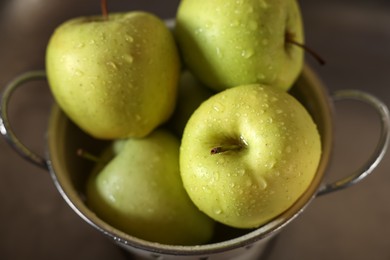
[317,90,390,196]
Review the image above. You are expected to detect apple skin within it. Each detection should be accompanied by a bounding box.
[46,12,181,139]
[175,0,304,92]
[166,70,214,137]
[86,129,215,245]
[180,84,321,229]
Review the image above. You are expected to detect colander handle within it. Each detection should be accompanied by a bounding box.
[0,70,49,170]
[316,90,390,196]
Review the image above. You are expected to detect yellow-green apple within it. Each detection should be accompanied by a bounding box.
[46,11,180,139]
[167,70,214,137]
[86,129,215,245]
[175,0,304,92]
[180,84,321,228]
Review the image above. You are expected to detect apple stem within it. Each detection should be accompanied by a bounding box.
[77,148,99,162]
[101,0,109,20]
[285,32,326,66]
[211,144,243,155]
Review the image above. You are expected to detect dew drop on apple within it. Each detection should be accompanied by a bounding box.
[214,208,223,215]
[258,178,268,190]
[266,161,276,169]
[125,35,134,42]
[216,47,223,58]
[194,27,204,35]
[74,69,84,77]
[241,49,254,59]
[76,42,85,49]
[217,157,225,165]
[124,55,134,64]
[213,102,225,112]
[108,194,116,203]
[237,168,246,176]
[107,61,118,70]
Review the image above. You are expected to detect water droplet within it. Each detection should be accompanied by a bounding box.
[286,146,292,153]
[76,42,85,48]
[107,61,118,70]
[124,55,134,64]
[214,208,222,215]
[241,49,254,58]
[217,158,225,165]
[262,39,269,46]
[245,179,253,187]
[125,35,134,42]
[108,194,116,203]
[266,161,276,169]
[258,178,268,190]
[195,27,203,35]
[213,102,225,112]
[216,47,223,57]
[237,168,246,176]
[135,114,142,121]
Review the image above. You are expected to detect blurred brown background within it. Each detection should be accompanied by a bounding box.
[0,0,389,259]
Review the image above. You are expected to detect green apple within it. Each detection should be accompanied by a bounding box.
[180,84,321,228]
[46,11,181,139]
[175,0,304,92]
[86,129,215,245]
[166,70,214,137]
